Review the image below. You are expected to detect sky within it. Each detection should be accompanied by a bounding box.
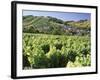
[23,10,91,21]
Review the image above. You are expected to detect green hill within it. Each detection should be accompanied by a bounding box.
[23,15,90,36]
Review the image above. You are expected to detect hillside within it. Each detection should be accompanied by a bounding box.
[23,15,90,35]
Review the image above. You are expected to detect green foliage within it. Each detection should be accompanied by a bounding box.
[30,47,48,68]
[23,33,91,69]
[40,43,50,54]
[46,46,62,68]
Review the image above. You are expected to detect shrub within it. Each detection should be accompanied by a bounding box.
[28,47,48,68]
[41,43,50,54]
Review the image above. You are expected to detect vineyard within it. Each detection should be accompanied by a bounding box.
[23,33,91,69]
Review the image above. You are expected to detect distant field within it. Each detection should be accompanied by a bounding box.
[23,33,91,69]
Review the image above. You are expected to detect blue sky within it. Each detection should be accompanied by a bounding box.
[23,10,91,21]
